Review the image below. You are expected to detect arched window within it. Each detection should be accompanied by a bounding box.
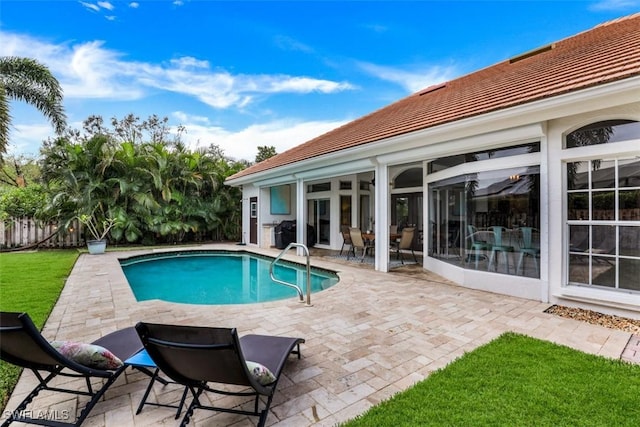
[394,167,423,188]
[566,120,640,148]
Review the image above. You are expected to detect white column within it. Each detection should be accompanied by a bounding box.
[296,178,306,256]
[375,163,390,272]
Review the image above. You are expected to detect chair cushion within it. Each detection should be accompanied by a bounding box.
[51,340,123,370]
[246,360,276,385]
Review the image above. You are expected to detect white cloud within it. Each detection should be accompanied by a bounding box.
[0,31,354,109]
[79,1,114,13]
[263,76,353,94]
[97,1,114,10]
[175,115,349,161]
[589,0,640,11]
[63,41,144,99]
[6,123,57,157]
[273,35,314,53]
[129,2,139,8]
[79,1,100,12]
[357,61,457,93]
[170,56,209,68]
[172,111,210,124]
[7,112,347,162]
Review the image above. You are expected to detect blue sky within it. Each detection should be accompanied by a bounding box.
[1,1,639,161]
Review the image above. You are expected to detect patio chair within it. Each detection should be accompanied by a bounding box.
[517,227,540,276]
[348,227,374,262]
[0,312,144,427]
[466,225,490,269]
[135,322,304,427]
[487,226,515,273]
[339,225,355,257]
[391,227,417,264]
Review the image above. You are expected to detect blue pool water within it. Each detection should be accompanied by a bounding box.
[120,250,339,305]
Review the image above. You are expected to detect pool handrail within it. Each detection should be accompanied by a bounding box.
[269,243,312,306]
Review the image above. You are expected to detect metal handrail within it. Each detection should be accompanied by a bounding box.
[269,243,312,306]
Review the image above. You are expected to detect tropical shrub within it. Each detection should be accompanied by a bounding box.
[39,114,246,244]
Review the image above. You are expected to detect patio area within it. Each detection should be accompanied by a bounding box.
[3,243,634,426]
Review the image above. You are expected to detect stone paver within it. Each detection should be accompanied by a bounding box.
[2,243,635,426]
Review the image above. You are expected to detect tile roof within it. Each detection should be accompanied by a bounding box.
[230,14,640,181]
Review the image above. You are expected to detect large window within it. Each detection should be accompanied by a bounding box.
[564,120,640,292]
[567,158,640,291]
[429,166,540,277]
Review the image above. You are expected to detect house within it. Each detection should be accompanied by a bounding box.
[226,14,640,317]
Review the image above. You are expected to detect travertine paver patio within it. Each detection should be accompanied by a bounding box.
[3,243,633,426]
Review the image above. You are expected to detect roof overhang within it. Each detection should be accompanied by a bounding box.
[225,75,640,188]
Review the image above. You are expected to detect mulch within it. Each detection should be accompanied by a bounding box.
[545,304,640,334]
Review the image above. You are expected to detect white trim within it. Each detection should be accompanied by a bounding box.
[557,138,640,161]
[378,125,544,165]
[425,152,541,184]
[555,286,640,311]
[254,175,296,188]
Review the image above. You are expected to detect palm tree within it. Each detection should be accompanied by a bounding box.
[0,56,67,159]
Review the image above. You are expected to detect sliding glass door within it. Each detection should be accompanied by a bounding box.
[308,199,331,245]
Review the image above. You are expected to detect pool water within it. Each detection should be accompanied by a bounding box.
[120,251,339,305]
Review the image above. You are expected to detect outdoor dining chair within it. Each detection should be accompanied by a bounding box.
[517,227,540,276]
[487,226,515,273]
[466,225,491,269]
[348,227,374,262]
[339,225,355,257]
[391,227,417,264]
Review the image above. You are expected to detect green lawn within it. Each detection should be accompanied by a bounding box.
[343,332,640,426]
[0,250,79,408]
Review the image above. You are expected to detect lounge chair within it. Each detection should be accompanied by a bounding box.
[0,312,144,427]
[135,322,304,427]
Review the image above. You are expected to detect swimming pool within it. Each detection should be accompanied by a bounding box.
[119,250,339,305]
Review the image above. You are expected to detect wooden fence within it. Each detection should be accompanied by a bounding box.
[1,217,242,250]
[0,218,82,249]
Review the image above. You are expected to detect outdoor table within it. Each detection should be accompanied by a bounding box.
[362,233,401,242]
[124,349,188,418]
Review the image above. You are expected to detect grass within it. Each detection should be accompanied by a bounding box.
[343,332,640,426]
[0,250,79,408]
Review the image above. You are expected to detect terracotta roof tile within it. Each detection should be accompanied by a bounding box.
[230,14,640,181]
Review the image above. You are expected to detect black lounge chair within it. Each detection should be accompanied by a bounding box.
[0,312,144,427]
[135,322,305,427]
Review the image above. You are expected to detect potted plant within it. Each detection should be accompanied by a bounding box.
[78,213,117,254]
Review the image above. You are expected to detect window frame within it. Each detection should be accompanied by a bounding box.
[562,121,640,293]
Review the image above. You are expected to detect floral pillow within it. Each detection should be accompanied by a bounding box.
[246,361,276,385]
[50,340,123,370]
